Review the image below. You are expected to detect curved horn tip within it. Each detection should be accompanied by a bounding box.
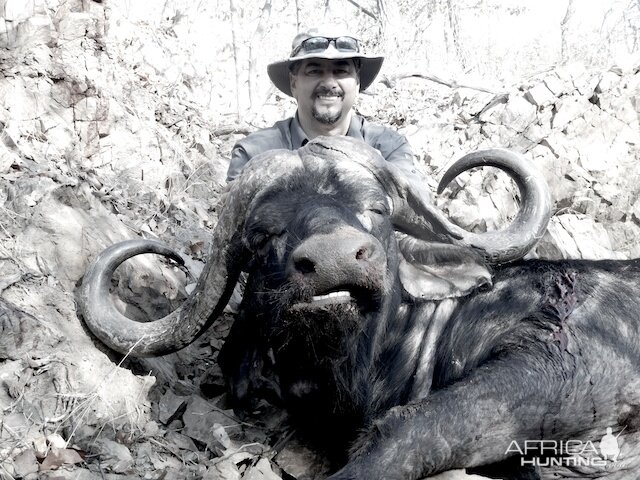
[431,148,551,265]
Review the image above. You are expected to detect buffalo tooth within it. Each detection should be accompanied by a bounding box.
[311,291,351,302]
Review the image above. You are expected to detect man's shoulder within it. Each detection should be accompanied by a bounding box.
[235,118,293,156]
[239,118,292,142]
[355,114,407,150]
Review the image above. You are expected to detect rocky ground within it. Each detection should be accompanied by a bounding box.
[1,1,639,479]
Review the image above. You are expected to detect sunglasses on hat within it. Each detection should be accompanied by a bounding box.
[291,36,360,57]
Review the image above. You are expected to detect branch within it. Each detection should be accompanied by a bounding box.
[248,0,272,110]
[379,73,502,95]
[346,0,377,20]
[209,125,253,136]
[228,0,242,119]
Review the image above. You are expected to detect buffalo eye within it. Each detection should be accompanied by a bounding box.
[367,198,390,216]
[246,230,287,259]
[368,202,390,218]
[357,206,388,232]
[246,232,270,252]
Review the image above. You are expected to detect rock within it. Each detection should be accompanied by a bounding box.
[525,82,555,107]
[559,63,600,96]
[535,215,625,260]
[593,180,631,211]
[571,193,600,217]
[552,96,591,131]
[595,70,622,93]
[57,12,98,41]
[498,94,537,133]
[600,94,640,126]
[69,352,155,429]
[182,396,241,451]
[632,198,640,220]
[479,123,517,149]
[205,459,242,480]
[158,389,189,424]
[243,458,283,480]
[543,73,567,96]
[3,77,50,121]
[213,423,232,450]
[523,121,551,144]
[0,142,20,172]
[73,97,108,122]
[574,72,600,96]
[46,433,67,449]
[456,89,497,117]
[577,142,612,172]
[92,439,134,474]
[33,436,49,459]
[14,192,130,289]
[165,431,199,452]
[477,95,509,124]
[275,441,332,479]
[39,112,76,154]
[143,420,160,436]
[12,449,39,478]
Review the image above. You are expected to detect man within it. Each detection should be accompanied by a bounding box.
[226,25,420,182]
[223,25,425,313]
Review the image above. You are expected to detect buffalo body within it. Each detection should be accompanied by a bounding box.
[78,137,640,479]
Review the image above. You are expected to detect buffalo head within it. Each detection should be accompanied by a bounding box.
[77,136,550,421]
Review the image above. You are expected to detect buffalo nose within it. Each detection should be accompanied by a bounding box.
[292,241,376,273]
[293,256,316,275]
[287,228,385,284]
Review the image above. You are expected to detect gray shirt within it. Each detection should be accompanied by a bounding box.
[226,113,418,182]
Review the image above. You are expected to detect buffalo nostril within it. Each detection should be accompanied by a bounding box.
[356,243,377,261]
[295,258,316,274]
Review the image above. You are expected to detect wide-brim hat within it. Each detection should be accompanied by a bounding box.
[267,27,384,97]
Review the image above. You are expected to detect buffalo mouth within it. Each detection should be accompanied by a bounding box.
[288,285,380,314]
[261,281,383,365]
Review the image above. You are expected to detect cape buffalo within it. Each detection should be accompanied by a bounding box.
[78,136,640,479]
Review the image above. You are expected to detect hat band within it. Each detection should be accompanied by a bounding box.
[291,36,360,58]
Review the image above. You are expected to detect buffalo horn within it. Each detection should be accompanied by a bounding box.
[78,149,303,356]
[304,138,551,265]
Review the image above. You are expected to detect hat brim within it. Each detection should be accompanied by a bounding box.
[267,53,384,97]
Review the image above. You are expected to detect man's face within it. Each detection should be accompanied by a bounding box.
[290,58,360,126]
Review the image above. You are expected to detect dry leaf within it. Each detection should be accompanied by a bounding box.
[39,447,85,471]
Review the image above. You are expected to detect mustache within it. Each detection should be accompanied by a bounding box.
[313,86,344,97]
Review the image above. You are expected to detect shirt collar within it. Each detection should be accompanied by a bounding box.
[291,114,309,149]
[346,114,364,141]
[291,113,364,148]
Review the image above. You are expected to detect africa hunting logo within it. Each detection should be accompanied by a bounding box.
[505,427,624,468]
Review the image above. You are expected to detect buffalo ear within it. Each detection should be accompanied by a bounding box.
[398,236,492,301]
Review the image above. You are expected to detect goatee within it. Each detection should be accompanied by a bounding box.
[312,107,342,125]
[312,86,344,125]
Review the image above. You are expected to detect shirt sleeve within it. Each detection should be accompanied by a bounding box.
[226,144,250,182]
[382,135,417,176]
[225,120,293,183]
[372,126,421,178]
[369,125,431,199]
